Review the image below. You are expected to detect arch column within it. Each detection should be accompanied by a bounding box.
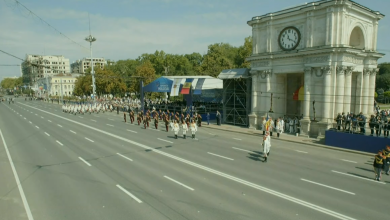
[302,67,312,120]
[343,67,354,113]
[369,69,378,114]
[249,70,259,115]
[321,66,332,122]
[362,69,370,115]
[335,66,346,115]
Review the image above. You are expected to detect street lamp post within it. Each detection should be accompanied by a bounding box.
[85,35,97,102]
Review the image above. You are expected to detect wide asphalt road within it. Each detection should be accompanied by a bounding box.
[0,97,389,220]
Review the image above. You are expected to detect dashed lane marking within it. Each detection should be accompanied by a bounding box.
[117,153,133,161]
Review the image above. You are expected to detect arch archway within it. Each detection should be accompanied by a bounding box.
[349,26,365,49]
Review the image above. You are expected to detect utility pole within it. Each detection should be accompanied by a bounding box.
[85,14,97,103]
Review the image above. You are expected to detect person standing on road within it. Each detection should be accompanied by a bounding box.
[182,122,188,139]
[165,115,170,132]
[262,131,271,162]
[382,145,390,175]
[154,115,159,129]
[373,150,385,181]
[206,113,210,125]
[190,120,197,139]
[276,118,283,138]
[173,120,180,139]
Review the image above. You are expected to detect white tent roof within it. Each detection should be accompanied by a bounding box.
[162,76,222,90]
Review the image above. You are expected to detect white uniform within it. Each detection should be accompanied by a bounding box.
[190,123,197,139]
[182,123,188,136]
[262,135,271,156]
[173,123,180,135]
[276,121,283,133]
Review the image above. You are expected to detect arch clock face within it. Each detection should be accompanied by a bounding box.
[278,26,301,51]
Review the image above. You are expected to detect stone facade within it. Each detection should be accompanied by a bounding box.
[247,0,384,137]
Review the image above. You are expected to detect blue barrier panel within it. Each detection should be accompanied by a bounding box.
[325,130,389,153]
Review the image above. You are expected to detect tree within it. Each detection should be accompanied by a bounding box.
[378,63,390,75]
[236,36,253,68]
[130,60,156,93]
[95,68,127,95]
[376,73,390,91]
[199,43,240,77]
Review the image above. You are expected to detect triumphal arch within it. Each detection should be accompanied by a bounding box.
[247,0,384,137]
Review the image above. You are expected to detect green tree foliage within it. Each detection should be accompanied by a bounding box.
[0,77,23,89]
[130,60,156,93]
[236,36,253,68]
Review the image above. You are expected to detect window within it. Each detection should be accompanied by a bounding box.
[55,80,57,83]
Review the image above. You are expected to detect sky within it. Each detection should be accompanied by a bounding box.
[0,0,389,80]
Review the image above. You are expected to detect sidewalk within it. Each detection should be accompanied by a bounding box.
[200,122,373,156]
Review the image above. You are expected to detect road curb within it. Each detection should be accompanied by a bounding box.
[202,125,374,157]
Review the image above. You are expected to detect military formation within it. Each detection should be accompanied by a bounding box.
[133,109,201,139]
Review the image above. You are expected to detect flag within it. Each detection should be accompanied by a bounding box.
[181,78,193,94]
[265,113,270,131]
[193,78,205,95]
[170,78,182,97]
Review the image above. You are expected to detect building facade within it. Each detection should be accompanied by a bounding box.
[247,0,384,137]
[25,55,70,82]
[71,57,107,74]
[50,74,80,97]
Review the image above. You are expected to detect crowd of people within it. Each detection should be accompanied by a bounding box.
[259,116,301,138]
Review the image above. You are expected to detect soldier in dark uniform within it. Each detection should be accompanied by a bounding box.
[185,114,190,128]
[197,114,202,127]
[137,112,141,125]
[373,150,385,181]
[117,105,119,114]
[154,115,159,129]
[165,115,169,132]
[369,115,376,136]
[382,145,390,175]
[130,110,135,124]
[143,116,147,129]
[146,113,151,128]
[335,113,343,131]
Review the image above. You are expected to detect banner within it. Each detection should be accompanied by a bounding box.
[180,78,193,94]
[170,78,182,97]
[193,78,205,95]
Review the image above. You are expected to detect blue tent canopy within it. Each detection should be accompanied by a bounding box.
[142,77,173,92]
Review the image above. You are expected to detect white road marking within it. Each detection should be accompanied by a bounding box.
[91,119,97,122]
[106,124,114,127]
[24,117,26,120]
[295,150,308,154]
[29,121,32,124]
[57,124,62,127]
[207,152,234,161]
[20,102,358,220]
[116,185,142,203]
[44,132,50,136]
[48,120,52,122]
[41,117,44,119]
[164,176,194,191]
[117,153,133,161]
[300,179,355,195]
[85,137,94,142]
[233,138,242,141]
[35,114,37,116]
[232,147,254,153]
[79,116,83,118]
[148,128,160,131]
[54,110,57,111]
[332,170,385,185]
[127,129,137,133]
[157,138,173,144]
[70,130,76,134]
[209,133,216,135]
[0,129,34,220]
[56,140,63,146]
[108,118,114,121]
[341,159,357,164]
[35,126,39,129]
[78,157,91,166]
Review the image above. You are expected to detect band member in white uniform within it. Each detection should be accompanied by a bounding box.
[276,118,283,138]
[190,120,197,139]
[173,120,180,139]
[262,131,271,162]
[182,122,188,139]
